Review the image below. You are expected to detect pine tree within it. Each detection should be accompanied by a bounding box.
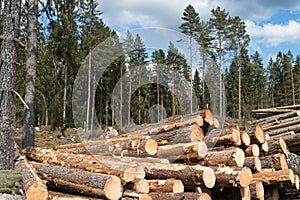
[225,59,239,118]
[179,4,200,113]
[229,16,250,120]
[197,20,212,109]
[208,6,232,117]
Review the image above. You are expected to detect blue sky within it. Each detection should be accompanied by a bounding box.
[99,0,300,66]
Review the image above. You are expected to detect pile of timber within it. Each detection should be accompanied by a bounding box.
[12,108,300,200]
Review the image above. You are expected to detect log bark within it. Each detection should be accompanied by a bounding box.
[240,186,251,200]
[31,162,122,200]
[264,188,279,200]
[139,192,211,200]
[262,116,300,132]
[280,132,300,148]
[0,170,23,195]
[204,127,240,147]
[261,137,289,157]
[212,166,252,188]
[266,124,300,136]
[202,147,245,167]
[145,164,215,189]
[148,179,184,193]
[15,157,48,200]
[252,169,294,186]
[260,153,288,170]
[243,156,261,172]
[251,110,300,125]
[156,142,207,161]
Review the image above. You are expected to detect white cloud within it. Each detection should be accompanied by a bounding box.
[100,0,300,30]
[246,20,300,47]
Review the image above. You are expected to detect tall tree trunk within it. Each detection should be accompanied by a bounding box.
[219,34,223,118]
[157,68,160,121]
[120,65,123,127]
[128,72,131,125]
[172,64,175,116]
[22,0,38,148]
[238,66,241,120]
[0,0,21,169]
[202,53,206,109]
[86,51,91,130]
[189,34,193,114]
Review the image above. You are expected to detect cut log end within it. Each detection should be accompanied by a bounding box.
[197,142,208,159]
[26,183,48,200]
[165,179,184,193]
[204,109,214,125]
[241,131,250,146]
[295,175,299,190]
[196,115,204,127]
[245,144,260,157]
[145,139,158,155]
[254,125,266,144]
[202,167,216,188]
[240,167,253,188]
[104,176,122,200]
[124,166,146,182]
[235,148,245,167]
[279,137,289,157]
[261,141,269,152]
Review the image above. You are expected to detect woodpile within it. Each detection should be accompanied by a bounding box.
[13,106,300,200]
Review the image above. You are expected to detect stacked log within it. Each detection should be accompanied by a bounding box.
[11,107,300,199]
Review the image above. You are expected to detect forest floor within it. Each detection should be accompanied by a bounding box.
[15,126,82,148]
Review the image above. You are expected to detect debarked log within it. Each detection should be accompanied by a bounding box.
[31,162,122,200]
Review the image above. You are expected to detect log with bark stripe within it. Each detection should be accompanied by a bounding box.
[139,192,212,200]
[31,162,122,200]
[148,178,184,193]
[15,157,48,200]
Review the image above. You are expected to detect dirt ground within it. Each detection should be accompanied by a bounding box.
[15,126,82,148]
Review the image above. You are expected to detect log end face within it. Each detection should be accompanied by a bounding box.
[252,144,260,157]
[255,182,264,199]
[196,115,204,127]
[26,183,48,200]
[124,167,146,182]
[235,148,245,167]
[197,142,208,159]
[203,167,216,188]
[136,179,150,194]
[294,175,299,190]
[241,131,250,146]
[255,125,265,144]
[104,176,122,200]
[254,156,262,172]
[145,139,158,156]
[239,167,252,188]
[200,192,212,200]
[171,179,184,193]
[204,109,214,125]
